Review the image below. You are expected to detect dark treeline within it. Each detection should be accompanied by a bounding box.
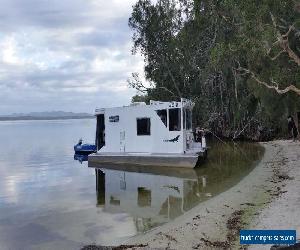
[128,0,300,140]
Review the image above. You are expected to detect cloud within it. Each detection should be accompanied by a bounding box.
[0,0,145,115]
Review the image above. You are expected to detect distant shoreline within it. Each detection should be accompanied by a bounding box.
[0,116,94,121]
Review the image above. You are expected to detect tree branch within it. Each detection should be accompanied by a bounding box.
[268,49,285,60]
[157,86,176,96]
[128,72,177,97]
[270,12,300,66]
[161,56,182,98]
[127,73,148,93]
[237,66,300,96]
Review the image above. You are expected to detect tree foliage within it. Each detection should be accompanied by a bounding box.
[129,0,300,140]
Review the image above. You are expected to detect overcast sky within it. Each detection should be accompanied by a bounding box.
[0,0,145,115]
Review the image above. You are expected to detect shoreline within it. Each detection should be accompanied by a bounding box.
[0,116,93,122]
[248,140,300,250]
[122,140,299,249]
[82,140,299,249]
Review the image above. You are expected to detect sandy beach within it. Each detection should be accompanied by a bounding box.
[116,140,299,249]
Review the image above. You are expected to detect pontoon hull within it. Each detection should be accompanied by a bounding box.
[88,151,207,168]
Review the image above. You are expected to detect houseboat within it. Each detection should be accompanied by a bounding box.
[88,98,207,168]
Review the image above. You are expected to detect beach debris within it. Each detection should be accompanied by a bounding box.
[226,210,245,244]
[277,174,294,181]
[81,244,148,250]
[195,209,246,249]
[193,215,201,220]
[240,203,255,206]
[162,233,177,242]
[198,237,230,249]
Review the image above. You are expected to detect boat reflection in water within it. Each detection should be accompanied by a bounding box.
[74,154,88,163]
[90,142,265,233]
[93,165,208,232]
[95,168,208,232]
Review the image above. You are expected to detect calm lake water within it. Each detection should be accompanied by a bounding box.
[0,119,264,250]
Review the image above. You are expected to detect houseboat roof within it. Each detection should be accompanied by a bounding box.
[95,98,194,115]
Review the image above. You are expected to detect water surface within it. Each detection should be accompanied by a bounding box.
[0,120,264,249]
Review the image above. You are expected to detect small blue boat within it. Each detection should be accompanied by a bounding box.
[74,139,96,155]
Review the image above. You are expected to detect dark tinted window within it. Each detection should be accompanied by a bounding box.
[186,109,192,130]
[137,118,151,135]
[155,109,167,127]
[169,108,181,131]
[183,108,186,129]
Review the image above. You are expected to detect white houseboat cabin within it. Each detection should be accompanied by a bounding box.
[88,98,207,168]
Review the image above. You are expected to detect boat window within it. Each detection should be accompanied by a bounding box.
[186,109,192,130]
[155,109,167,127]
[169,108,181,131]
[137,118,151,135]
[109,115,119,122]
[183,108,186,129]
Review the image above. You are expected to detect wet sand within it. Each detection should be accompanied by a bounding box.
[120,140,300,249]
[248,141,300,250]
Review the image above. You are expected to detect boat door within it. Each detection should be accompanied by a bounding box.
[96,114,105,151]
[120,130,125,152]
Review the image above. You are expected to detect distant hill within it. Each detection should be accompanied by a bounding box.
[0,111,94,121]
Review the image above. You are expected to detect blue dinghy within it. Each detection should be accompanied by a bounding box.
[74,139,96,155]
